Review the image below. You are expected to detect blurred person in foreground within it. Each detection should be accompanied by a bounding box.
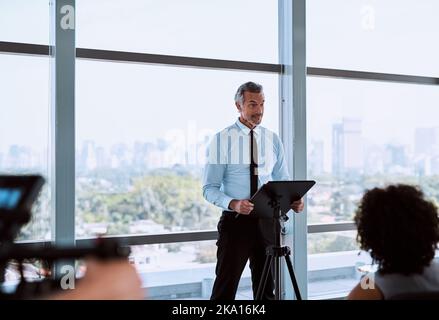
[348,184,439,300]
[49,258,144,300]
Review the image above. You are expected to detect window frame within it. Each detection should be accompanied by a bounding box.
[3,0,439,300]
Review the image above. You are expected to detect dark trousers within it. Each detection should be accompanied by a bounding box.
[210,211,276,300]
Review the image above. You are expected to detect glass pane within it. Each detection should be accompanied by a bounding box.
[75,60,278,238]
[0,0,49,44]
[308,232,371,300]
[0,54,50,240]
[76,0,278,63]
[308,231,358,255]
[307,76,439,224]
[307,0,439,77]
[131,241,252,300]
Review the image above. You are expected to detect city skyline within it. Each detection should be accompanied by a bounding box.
[5,122,439,177]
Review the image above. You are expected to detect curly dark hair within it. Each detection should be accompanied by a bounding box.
[354,184,439,275]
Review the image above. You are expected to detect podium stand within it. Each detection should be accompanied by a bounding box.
[251,180,315,300]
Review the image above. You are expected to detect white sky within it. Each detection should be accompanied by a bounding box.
[1,0,439,162]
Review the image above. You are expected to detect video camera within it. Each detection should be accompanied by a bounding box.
[0,175,131,299]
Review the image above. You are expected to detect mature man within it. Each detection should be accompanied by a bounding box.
[203,81,304,300]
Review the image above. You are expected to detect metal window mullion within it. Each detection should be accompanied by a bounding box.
[15,222,357,251]
[76,230,218,247]
[308,222,356,234]
[4,40,439,85]
[15,230,219,250]
[278,0,293,300]
[0,41,281,73]
[290,0,308,300]
[76,48,281,73]
[0,41,50,55]
[307,67,439,85]
[279,0,307,300]
[50,0,76,273]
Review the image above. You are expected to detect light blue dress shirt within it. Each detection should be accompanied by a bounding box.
[202,119,291,211]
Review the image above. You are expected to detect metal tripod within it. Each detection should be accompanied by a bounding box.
[255,198,302,300]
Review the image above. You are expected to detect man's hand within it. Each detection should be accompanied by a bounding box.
[229,199,254,215]
[291,198,304,213]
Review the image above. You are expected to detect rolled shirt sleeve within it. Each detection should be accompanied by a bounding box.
[202,133,234,211]
[202,163,234,211]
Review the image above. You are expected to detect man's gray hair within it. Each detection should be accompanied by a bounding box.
[234,81,263,104]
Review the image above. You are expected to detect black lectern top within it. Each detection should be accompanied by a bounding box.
[250,180,315,219]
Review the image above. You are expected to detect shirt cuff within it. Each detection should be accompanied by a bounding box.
[220,195,234,211]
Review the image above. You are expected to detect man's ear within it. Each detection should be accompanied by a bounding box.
[235,101,241,112]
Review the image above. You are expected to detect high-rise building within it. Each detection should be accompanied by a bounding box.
[363,144,384,175]
[332,118,363,176]
[309,140,324,176]
[78,140,98,171]
[6,145,32,169]
[385,144,407,167]
[415,127,439,157]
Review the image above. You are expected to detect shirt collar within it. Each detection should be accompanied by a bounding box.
[235,118,260,136]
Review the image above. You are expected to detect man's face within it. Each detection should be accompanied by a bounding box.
[236,91,264,127]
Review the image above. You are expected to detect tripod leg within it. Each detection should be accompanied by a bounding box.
[284,254,302,300]
[255,254,273,300]
[274,255,281,300]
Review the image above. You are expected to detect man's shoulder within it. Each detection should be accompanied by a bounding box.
[214,123,243,137]
[207,124,240,150]
[259,126,281,144]
[222,123,239,133]
[259,125,277,136]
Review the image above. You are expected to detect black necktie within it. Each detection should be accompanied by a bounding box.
[250,129,258,197]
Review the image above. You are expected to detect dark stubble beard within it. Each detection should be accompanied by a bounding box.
[252,114,263,125]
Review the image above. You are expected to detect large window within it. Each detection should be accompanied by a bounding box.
[307,77,439,224]
[306,78,439,298]
[307,0,439,76]
[307,1,439,299]
[0,0,49,45]
[76,0,278,63]
[73,2,280,299]
[75,60,278,238]
[1,1,281,300]
[0,54,50,241]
